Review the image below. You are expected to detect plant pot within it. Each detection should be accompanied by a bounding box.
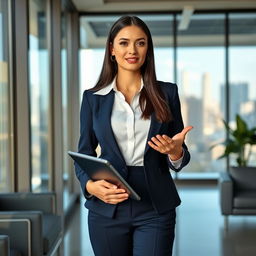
[229,166,256,190]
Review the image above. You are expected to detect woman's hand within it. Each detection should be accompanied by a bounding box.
[86,180,129,204]
[148,126,193,161]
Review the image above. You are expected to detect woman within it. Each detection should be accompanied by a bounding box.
[75,15,192,256]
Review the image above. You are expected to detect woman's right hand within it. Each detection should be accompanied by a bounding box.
[86,180,129,204]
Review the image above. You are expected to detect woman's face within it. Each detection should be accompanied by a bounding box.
[111,25,148,73]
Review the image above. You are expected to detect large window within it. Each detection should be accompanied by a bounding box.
[29,0,51,191]
[0,0,12,192]
[79,13,256,176]
[229,13,256,166]
[62,12,73,210]
[177,14,226,175]
[140,15,174,82]
[79,15,111,91]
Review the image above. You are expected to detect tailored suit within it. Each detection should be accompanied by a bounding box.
[75,81,190,218]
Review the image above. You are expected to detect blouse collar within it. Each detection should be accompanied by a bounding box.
[93,76,144,95]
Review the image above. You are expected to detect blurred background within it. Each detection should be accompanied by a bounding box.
[0,0,256,255]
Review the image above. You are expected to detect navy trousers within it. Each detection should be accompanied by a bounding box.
[88,166,176,256]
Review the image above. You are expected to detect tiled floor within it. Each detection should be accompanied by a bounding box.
[64,185,256,256]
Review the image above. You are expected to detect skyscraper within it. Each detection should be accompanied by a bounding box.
[220,82,249,122]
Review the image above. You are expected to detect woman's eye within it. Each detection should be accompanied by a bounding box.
[137,41,145,46]
[119,41,128,46]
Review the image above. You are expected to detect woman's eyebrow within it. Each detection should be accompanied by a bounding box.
[118,37,146,41]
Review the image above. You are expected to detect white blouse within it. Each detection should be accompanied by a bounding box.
[94,77,183,167]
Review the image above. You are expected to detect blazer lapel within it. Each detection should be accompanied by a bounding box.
[144,112,162,155]
[97,91,162,163]
[99,91,126,166]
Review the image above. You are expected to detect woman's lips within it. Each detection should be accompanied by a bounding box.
[125,57,139,64]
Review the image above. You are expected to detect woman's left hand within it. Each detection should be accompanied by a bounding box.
[148,126,193,161]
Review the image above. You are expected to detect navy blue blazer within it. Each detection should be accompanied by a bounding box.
[75,81,190,218]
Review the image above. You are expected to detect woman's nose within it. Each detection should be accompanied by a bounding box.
[128,44,136,54]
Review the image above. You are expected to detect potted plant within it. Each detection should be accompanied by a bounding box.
[213,114,256,189]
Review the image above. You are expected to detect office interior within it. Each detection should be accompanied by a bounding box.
[0,0,256,255]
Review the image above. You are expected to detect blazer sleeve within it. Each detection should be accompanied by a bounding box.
[166,83,190,172]
[75,90,98,198]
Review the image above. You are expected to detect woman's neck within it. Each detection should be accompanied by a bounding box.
[116,71,142,93]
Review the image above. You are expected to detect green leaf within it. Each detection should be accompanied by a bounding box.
[210,114,256,167]
[236,114,248,134]
[224,141,240,155]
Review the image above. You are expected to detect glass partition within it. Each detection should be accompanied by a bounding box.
[139,14,174,82]
[229,13,256,166]
[176,14,226,176]
[0,0,12,192]
[29,0,51,191]
[62,12,73,210]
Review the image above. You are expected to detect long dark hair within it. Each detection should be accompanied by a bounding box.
[91,15,171,122]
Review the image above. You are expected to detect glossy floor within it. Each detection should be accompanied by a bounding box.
[64,185,256,256]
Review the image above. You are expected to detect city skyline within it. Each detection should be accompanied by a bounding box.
[80,47,256,101]
[79,46,256,171]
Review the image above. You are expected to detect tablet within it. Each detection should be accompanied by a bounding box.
[68,151,141,201]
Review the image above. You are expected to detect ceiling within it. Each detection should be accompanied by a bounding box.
[73,0,256,12]
[80,13,256,48]
[77,1,256,49]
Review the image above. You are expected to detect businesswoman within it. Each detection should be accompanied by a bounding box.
[75,15,192,256]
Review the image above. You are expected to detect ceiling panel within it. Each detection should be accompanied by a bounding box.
[89,19,173,37]
[73,0,256,12]
[80,14,256,48]
[105,0,177,2]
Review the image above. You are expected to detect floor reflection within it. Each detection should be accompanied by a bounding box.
[64,185,256,256]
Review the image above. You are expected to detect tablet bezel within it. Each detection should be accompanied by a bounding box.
[68,151,141,201]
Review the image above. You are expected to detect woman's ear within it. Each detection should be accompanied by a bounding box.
[109,42,114,56]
